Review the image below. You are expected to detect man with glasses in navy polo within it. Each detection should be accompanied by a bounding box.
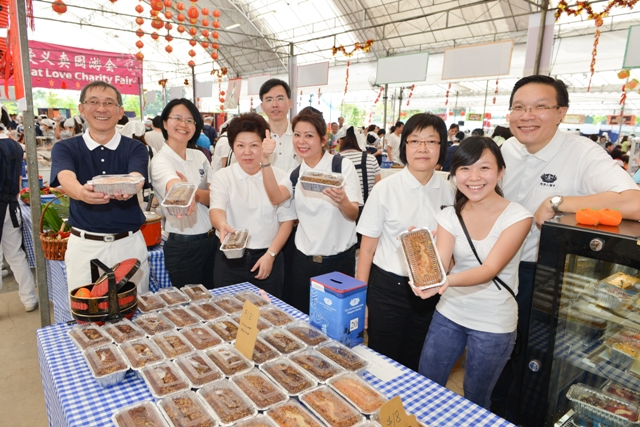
[50,81,150,299]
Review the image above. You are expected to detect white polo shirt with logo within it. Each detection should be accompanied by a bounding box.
[270,122,300,173]
[501,129,639,262]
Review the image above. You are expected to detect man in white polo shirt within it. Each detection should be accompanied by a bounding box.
[492,75,640,423]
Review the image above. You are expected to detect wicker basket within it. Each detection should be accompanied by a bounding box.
[39,195,69,261]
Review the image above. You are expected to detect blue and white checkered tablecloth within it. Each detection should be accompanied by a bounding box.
[38,283,513,427]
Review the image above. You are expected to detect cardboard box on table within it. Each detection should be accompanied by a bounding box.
[309,272,367,347]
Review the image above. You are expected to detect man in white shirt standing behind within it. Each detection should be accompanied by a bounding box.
[385,121,403,165]
[492,74,640,424]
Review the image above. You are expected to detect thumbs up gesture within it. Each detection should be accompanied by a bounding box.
[262,129,276,164]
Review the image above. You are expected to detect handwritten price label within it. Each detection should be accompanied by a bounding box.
[234,301,259,360]
[380,396,419,427]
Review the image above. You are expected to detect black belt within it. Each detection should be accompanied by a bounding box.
[375,264,409,283]
[71,227,137,242]
[168,229,215,242]
[307,245,356,264]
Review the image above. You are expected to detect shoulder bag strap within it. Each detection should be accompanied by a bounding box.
[360,152,369,203]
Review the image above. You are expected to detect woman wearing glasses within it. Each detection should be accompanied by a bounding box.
[150,99,216,289]
[261,107,362,314]
[355,113,454,372]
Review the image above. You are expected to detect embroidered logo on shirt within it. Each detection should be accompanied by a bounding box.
[540,173,557,187]
[199,168,205,176]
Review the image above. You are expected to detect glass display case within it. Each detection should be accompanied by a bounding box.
[520,214,640,427]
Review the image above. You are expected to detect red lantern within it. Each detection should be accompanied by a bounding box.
[212,20,220,29]
[189,39,197,47]
[151,32,159,41]
[220,91,225,96]
[136,40,144,49]
[211,52,218,60]
[448,111,453,116]
[220,105,225,111]
[177,13,185,22]
[188,49,196,57]
[187,6,199,20]
[136,52,144,61]
[109,0,117,3]
[177,25,185,33]
[188,60,195,67]
[188,27,197,36]
[201,19,209,27]
[201,41,209,49]
[212,31,219,39]
[151,18,164,29]
[165,45,173,53]
[201,8,209,15]
[213,9,220,17]
[176,2,185,10]
[460,111,465,116]
[61,81,67,89]
[135,4,143,13]
[201,29,209,38]
[150,9,159,17]
[211,43,219,49]
[164,22,172,30]
[136,29,144,37]
[150,0,163,11]
[135,17,144,25]
[165,34,174,42]
[164,11,173,19]
[164,0,172,7]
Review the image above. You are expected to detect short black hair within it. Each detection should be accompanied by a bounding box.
[259,78,291,101]
[338,127,362,152]
[395,121,404,128]
[152,115,162,128]
[367,124,377,133]
[399,113,447,166]
[605,142,614,148]
[455,131,465,141]
[449,123,459,131]
[226,113,270,149]
[471,128,484,136]
[510,75,569,109]
[117,115,129,126]
[160,98,204,148]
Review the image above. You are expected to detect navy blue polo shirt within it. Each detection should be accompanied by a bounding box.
[50,133,148,233]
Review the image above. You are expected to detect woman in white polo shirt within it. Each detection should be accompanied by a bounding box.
[150,98,216,289]
[356,113,454,372]
[209,113,296,297]
[261,107,362,314]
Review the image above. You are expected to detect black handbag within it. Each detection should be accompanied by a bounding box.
[456,213,523,359]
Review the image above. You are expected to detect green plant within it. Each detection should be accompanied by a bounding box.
[41,196,70,233]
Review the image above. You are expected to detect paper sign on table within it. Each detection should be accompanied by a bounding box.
[379,396,419,427]
[234,301,260,359]
[351,345,403,382]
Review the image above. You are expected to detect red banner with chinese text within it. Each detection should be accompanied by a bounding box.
[7,0,24,100]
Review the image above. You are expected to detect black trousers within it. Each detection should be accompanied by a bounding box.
[290,245,356,315]
[367,263,439,372]
[280,226,297,305]
[163,234,218,289]
[213,248,284,299]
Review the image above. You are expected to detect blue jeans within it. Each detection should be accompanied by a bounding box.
[419,311,516,409]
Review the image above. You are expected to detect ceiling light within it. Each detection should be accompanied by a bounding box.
[226,23,240,30]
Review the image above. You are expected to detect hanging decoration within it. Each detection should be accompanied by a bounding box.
[318,88,321,105]
[493,78,499,105]
[374,86,384,104]
[555,0,639,91]
[184,78,190,85]
[52,0,67,15]
[343,60,350,98]
[211,68,228,112]
[134,2,144,62]
[250,97,254,110]
[299,90,303,107]
[444,83,451,106]
[331,39,374,57]
[406,84,415,106]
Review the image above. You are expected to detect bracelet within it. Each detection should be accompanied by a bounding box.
[260,162,271,168]
[267,250,276,257]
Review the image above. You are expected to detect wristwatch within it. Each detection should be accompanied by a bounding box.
[550,195,564,214]
[267,250,276,258]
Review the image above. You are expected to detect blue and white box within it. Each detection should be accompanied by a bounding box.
[309,272,367,347]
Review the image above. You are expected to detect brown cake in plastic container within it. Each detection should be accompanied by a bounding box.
[161,306,201,329]
[231,313,272,331]
[299,171,345,192]
[137,292,167,312]
[290,349,343,382]
[152,331,195,359]
[251,338,280,365]
[261,357,317,396]
[140,361,190,398]
[205,344,252,376]
[119,337,165,370]
[299,385,364,427]
[213,295,244,314]
[233,414,279,427]
[87,174,144,196]
[284,322,328,346]
[328,372,387,414]
[188,300,226,322]
[197,380,257,426]
[220,230,250,259]
[157,390,217,427]
[259,307,294,327]
[261,329,305,354]
[158,287,191,306]
[67,324,111,351]
[83,343,129,387]
[232,368,288,410]
[317,342,369,373]
[134,312,176,336]
[174,351,223,388]
[112,400,169,427]
[180,324,222,350]
[234,290,270,307]
[162,183,197,216]
[398,228,446,290]
[182,284,212,302]
[266,399,324,427]
[102,318,146,344]
[206,317,239,342]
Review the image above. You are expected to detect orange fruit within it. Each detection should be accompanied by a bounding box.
[75,288,91,298]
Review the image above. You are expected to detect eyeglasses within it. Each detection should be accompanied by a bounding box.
[262,96,288,105]
[509,105,561,115]
[168,116,196,126]
[406,139,440,147]
[82,99,120,109]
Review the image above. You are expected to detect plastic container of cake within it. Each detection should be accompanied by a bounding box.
[566,383,639,427]
[602,380,640,403]
[182,284,212,302]
[188,300,226,322]
[83,343,130,387]
[398,227,446,290]
[260,329,305,355]
[234,290,271,307]
[157,390,217,427]
[157,287,191,306]
[604,329,640,366]
[112,400,170,427]
[328,372,387,414]
[87,174,144,196]
[173,351,223,388]
[220,229,250,259]
[259,306,294,327]
[151,330,195,359]
[233,414,279,427]
[289,349,343,383]
[316,341,369,373]
[299,385,365,427]
[118,337,165,370]
[101,317,146,344]
[67,323,112,351]
[161,306,201,329]
[206,317,239,342]
[134,312,176,336]
[213,294,245,314]
[251,338,281,365]
[266,399,325,427]
[180,324,223,350]
[595,278,638,310]
[299,171,345,192]
[137,292,167,312]
[197,380,258,426]
[284,322,329,346]
[140,360,190,398]
[261,357,318,396]
[161,183,197,216]
[205,344,253,376]
[230,313,272,332]
[232,367,288,411]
